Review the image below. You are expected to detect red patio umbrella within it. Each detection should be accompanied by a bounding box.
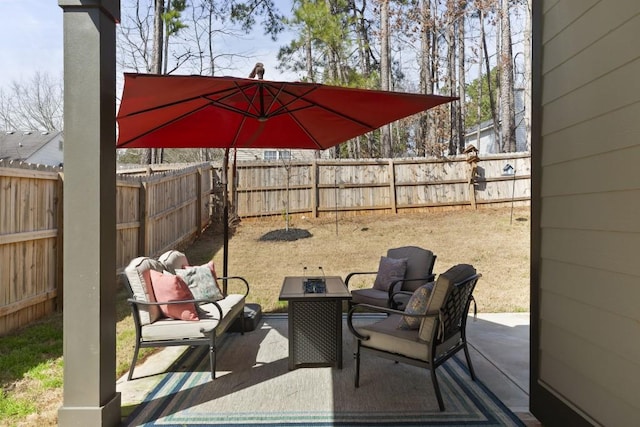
[116,73,456,276]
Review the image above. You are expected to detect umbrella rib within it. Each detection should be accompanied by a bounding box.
[265,84,379,130]
[119,84,251,118]
[117,104,211,147]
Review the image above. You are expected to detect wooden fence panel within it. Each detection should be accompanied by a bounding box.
[143,166,204,256]
[235,163,313,217]
[0,165,60,335]
[231,154,531,218]
[1,162,213,336]
[116,180,141,270]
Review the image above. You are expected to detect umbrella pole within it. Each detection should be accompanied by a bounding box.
[222,148,230,293]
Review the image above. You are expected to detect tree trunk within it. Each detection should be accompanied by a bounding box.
[162,0,171,74]
[480,7,499,147]
[500,0,516,152]
[380,0,392,158]
[418,0,434,157]
[457,0,466,154]
[305,30,314,82]
[145,0,164,165]
[352,0,374,157]
[523,0,532,152]
[446,1,457,155]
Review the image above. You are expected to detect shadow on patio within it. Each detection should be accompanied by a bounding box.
[117,313,540,426]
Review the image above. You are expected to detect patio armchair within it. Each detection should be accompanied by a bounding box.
[346,246,436,310]
[347,264,480,411]
[122,250,249,380]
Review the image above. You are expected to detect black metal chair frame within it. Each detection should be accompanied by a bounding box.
[122,273,249,380]
[347,273,480,411]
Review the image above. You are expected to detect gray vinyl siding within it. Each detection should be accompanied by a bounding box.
[27,137,64,166]
[537,0,640,425]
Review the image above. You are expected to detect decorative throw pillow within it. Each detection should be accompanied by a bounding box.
[149,270,199,321]
[373,256,408,292]
[176,264,224,302]
[397,283,434,330]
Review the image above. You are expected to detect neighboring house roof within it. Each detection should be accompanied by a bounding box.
[0,130,63,165]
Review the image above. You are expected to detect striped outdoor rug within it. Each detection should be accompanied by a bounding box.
[125,315,524,426]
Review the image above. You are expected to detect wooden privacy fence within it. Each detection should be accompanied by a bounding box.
[0,161,213,336]
[116,163,213,269]
[231,153,531,219]
[1,154,529,336]
[0,163,62,337]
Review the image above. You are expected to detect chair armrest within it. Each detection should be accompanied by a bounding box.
[389,290,413,307]
[386,276,436,299]
[218,275,250,297]
[127,297,225,320]
[127,297,215,306]
[345,271,377,287]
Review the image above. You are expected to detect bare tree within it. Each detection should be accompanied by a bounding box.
[445,0,457,154]
[499,0,516,152]
[479,0,499,144]
[522,0,532,151]
[456,0,467,154]
[0,72,63,132]
[379,0,392,157]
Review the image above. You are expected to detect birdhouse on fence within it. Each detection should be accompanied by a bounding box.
[463,145,480,209]
[463,145,480,184]
[502,163,515,176]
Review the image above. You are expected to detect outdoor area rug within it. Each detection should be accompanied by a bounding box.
[125,315,525,426]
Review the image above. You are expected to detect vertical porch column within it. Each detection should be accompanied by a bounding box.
[57,1,121,426]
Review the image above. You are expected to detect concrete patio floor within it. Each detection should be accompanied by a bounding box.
[465,313,541,426]
[118,312,541,425]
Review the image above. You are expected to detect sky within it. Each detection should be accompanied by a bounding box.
[0,1,64,85]
[0,0,297,89]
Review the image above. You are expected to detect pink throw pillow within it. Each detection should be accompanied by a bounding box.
[149,270,199,321]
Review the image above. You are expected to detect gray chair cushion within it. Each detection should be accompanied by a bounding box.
[124,257,166,325]
[387,246,434,291]
[356,314,430,361]
[351,288,391,307]
[158,250,189,274]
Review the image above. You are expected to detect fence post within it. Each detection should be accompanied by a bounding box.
[138,180,148,256]
[56,171,64,311]
[196,167,202,236]
[311,160,318,218]
[388,159,397,214]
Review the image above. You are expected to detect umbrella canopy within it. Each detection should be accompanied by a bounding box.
[116,73,456,150]
[116,73,456,279]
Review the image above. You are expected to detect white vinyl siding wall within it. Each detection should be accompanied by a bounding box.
[539,0,640,424]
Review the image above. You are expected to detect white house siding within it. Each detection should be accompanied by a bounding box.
[234,148,332,162]
[27,134,64,166]
[465,89,528,155]
[537,0,640,425]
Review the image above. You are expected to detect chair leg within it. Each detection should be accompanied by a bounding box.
[209,335,217,380]
[431,369,445,411]
[354,341,361,388]
[463,343,476,381]
[128,342,141,381]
